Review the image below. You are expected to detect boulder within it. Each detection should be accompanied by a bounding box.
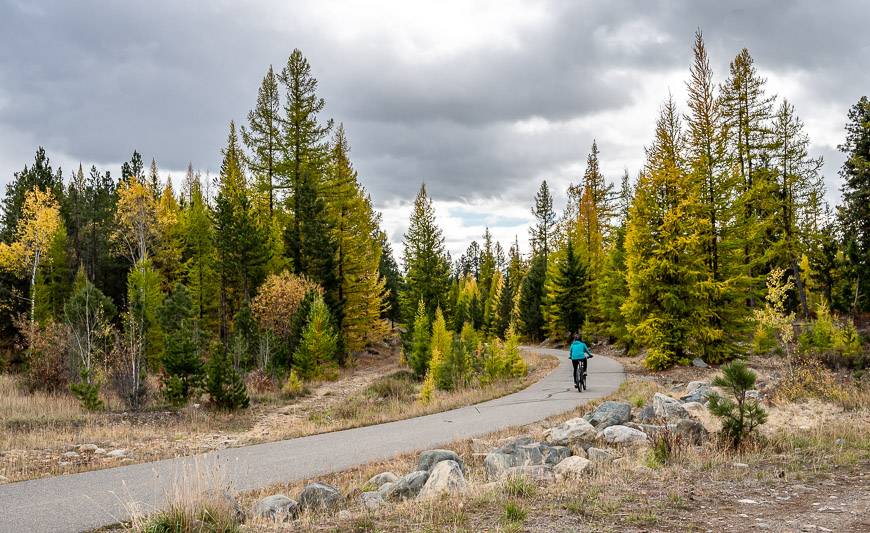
[681,382,712,403]
[652,393,689,420]
[553,456,591,480]
[584,401,632,430]
[360,491,384,511]
[597,425,649,446]
[107,449,128,458]
[501,464,555,483]
[692,357,708,368]
[670,418,708,445]
[682,401,721,433]
[484,441,571,480]
[629,423,667,439]
[418,449,464,473]
[252,494,298,522]
[545,417,597,447]
[635,404,656,423]
[298,482,343,512]
[376,481,396,498]
[366,471,398,488]
[386,470,429,500]
[418,460,467,499]
[586,447,617,463]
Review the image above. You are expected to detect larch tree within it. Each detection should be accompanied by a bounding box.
[622,96,707,370]
[325,125,388,355]
[685,30,748,362]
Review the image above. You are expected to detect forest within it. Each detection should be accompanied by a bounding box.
[0,32,867,414]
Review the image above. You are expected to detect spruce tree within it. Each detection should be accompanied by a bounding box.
[837,96,870,312]
[159,283,203,406]
[293,293,339,379]
[548,238,589,338]
[518,252,547,340]
[530,181,556,259]
[205,347,249,410]
[378,232,402,326]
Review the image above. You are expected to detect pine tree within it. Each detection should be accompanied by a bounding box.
[546,238,589,338]
[181,173,219,339]
[378,232,402,326]
[401,184,451,323]
[837,96,870,312]
[623,96,707,370]
[597,172,632,347]
[429,307,455,390]
[153,180,184,290]
[242,65,282,217]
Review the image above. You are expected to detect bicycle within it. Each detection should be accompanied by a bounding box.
[573,354,593,392]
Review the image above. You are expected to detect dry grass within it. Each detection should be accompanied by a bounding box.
[0,351,557,483]
[234,385,870,532]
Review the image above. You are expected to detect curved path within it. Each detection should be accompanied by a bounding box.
[0,347,623,532]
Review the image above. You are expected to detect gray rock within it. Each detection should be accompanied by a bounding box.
[77,444,98,453]
[360,491,384,511]
[492,436,535,454]
[252,494,298,521]
[630,423,667,439]
[586,447,617,463]
[670,418,708,445]
[386,470,429,500]
[297,482,343,512]
[107,449,128,458]
[377,481,395,498]
[681,381,712,403]
[584,401,632,430]
[62,451,79,459]
[746,389,761,400]
[692,357,708,368]
[500,464,555,483]
[483,441,571,480]
[597,425,649,446]
[366,471,399,488]
[554,456,591,480]
[418,460,467,499]
[635,404,656,423]
[545,417,597,447]
[653,393,689,420]
[418,449,464,473]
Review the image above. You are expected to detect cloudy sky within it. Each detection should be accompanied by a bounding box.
[1,0,867,259]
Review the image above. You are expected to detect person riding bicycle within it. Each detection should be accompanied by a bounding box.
[569,333,591,390]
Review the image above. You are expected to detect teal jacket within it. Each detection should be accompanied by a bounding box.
[569,340,590,360]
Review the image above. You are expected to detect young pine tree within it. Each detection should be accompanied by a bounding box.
[159,283,203,406]
[293,293,339,380]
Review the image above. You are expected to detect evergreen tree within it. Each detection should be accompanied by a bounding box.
[529,181,556,259]
[685,31,748,362]
[153,180,184,290]
[407,300,431,377]
[325,125,387,355]
[182,173,219,339]
[623,96,707,370]
[378,232,402,326]
[205,347,249,410]
[837,96,870,312]
[159,284,203,406]
[547,238,589,338]
[429,307,454,389]
[518,252,547,340]
[242,65,282,217]
[400,184,451,323]
[293,293,339,379]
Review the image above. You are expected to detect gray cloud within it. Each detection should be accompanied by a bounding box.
[0,0,866,245]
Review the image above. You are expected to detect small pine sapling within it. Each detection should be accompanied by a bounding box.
[707,361,767,446]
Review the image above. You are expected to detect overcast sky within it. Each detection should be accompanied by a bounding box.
[1,0,867,259]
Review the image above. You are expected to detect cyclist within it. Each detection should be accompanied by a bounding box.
[568,333,592,390]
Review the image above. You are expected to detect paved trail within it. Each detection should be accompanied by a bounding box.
[0,347,623,532]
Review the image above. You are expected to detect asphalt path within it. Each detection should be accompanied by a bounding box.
[0,346,624,532]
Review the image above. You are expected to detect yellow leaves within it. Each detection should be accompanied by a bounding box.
[251,271,322,340]
[114,176,157,263]
[0,187,61,276]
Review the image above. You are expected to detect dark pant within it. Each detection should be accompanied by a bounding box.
[572,358,587,386]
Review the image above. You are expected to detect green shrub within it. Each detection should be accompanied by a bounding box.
[281,369,307,398]
[69,369,103,411]
[798,302,864,368]
[707,362,767,446]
